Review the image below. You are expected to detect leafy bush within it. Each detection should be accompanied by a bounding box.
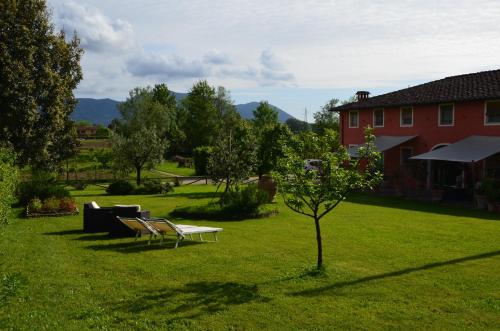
[220,185,269,215]
[42,197,60,213]
[17,172,69,206]
[482,179,500,201]
[71,181,87,190]
[193,146,213,175]
[106,180,136,195]
[135,179,173,194]
[27,198,42,213]
[0,147,18,225]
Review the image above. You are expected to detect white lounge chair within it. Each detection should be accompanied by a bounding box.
[117,217,159,245]
[144,218,223,248]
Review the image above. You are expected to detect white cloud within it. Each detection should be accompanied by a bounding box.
[56,1,134,53]
[126,53,209,79]
[203,50,232,65]
[47,0,500,117]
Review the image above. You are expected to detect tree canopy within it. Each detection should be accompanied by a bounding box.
[0,0,83,169]
[312,98,339,134]
[208,121,256,194]
[111,84,173,184]
[180,81,219,153]
[252,101,278,131]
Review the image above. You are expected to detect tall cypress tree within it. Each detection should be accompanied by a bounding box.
[0,0,83,169]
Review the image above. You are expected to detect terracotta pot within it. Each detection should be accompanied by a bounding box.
[258,175,277,202]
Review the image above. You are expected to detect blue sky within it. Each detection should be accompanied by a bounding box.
[48,0,500,120]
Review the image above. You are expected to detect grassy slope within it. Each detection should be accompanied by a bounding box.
[0,186,499,330]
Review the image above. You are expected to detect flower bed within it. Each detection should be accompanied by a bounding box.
[25,197,79,218]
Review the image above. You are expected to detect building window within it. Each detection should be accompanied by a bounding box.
[400,107,413,127]
[439,104,454,126]
[373,109,384,127]
[400,147,413,165]
[485,100,500,125]
[349,111,359,128]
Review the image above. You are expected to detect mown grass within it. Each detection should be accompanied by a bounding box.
[0,185,499,330]
[156,161,196,177]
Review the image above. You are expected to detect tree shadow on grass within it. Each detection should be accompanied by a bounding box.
[347,193,499,221]
[84,239,204,253]
[113,281,270,323]
[167,192,221,200]
[288,249,500,297]
[44,229,85,236]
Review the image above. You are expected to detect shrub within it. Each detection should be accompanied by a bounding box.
[18,172,70,206]
[27,198,42,213]
[42,197,60,213]
[220,185,269,215]
[135,179,173,195]
[482,179,500,201]
[71,181,87,190]
[193,146,213,175]
[59,197,77,212]
[106,180,136,195]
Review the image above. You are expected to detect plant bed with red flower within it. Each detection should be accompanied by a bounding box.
[25,197,79,218]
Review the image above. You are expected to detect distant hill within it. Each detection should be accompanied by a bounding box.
[73,98,120,125]
[72,95,295,126]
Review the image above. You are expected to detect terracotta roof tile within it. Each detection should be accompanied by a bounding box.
[332,69,500,111]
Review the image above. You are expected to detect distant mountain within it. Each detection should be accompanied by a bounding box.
[73,98,120,125]
[73,95,295,126]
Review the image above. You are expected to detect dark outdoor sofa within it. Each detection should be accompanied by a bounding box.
[83,202,151,237]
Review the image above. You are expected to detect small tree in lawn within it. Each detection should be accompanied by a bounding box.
[273,127,382,270]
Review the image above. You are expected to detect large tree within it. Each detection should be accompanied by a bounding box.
[180,81,219,153]
[252,101,278,131]
[252,101,284,178]
[112,85,173,185]
[273,127,382,270]
[0,0,83,169]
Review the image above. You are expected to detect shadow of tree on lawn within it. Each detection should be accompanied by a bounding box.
[114,281,270,323]
[289,249,500,297]
[44,229,85,236]
[347,193,500,221]
[84,238,203,253]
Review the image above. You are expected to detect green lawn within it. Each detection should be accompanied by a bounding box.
[156,161,196,177]
[1,185,499,330]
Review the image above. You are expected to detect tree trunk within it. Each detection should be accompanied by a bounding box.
[136,166,141,186]
[314,216,323,269]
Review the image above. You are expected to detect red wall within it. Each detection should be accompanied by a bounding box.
[340,100,500,178]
